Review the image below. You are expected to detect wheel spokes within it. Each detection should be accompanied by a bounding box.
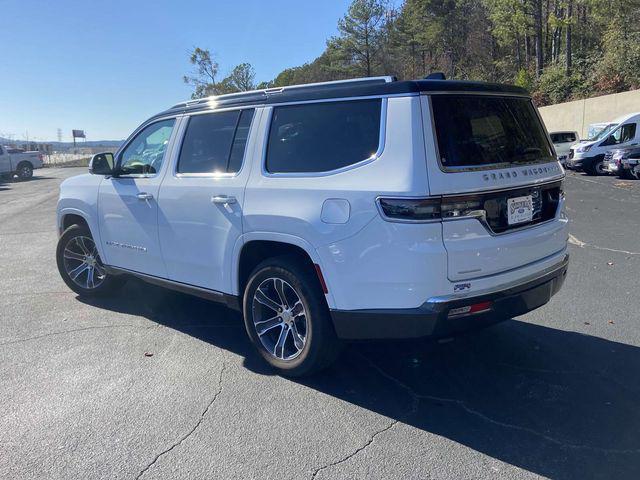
[273,325,289,359]
[64,248,85,262]
[68,261,89,280]
[290,322,305,351]
[256,315,283,336]
[63,235,106,290]
[273,278,290,309]
[255,287,283,313]
[252,277,308,361]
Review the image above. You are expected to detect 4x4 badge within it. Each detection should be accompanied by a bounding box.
[454,283,471,292]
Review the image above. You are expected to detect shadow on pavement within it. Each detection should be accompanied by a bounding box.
[80,278,640,480]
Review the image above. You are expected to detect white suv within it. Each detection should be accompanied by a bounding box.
[56,76,569,376]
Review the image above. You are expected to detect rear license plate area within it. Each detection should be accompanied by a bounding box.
[507,195,534,225]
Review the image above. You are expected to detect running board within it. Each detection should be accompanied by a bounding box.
[104,265,241,311]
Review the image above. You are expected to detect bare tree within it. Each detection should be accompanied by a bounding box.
[183,48,219,98]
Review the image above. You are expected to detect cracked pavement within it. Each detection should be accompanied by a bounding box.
[1,168,640,479]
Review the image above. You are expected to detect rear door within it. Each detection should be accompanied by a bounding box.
[157,108,259,292]
[421,94,567,281]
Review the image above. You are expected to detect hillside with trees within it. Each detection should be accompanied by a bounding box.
[184,0,640,106]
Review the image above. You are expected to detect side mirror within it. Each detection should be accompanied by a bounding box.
[89,152,115,175]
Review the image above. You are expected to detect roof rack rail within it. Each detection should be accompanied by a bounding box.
[170,76,396,109]
[424,72,446,80]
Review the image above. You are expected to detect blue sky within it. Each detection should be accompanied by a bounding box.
[0,0,354,141]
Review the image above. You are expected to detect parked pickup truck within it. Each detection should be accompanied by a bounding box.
[0,146,43,180]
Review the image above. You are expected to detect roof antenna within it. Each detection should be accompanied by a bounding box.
[424,72,446,80]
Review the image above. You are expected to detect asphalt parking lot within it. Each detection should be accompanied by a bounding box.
[1,167,639,479]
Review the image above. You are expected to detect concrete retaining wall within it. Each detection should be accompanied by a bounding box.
[538,89,640,139]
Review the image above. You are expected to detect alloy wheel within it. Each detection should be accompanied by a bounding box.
[62,235,106,289]
[251,277,308,360]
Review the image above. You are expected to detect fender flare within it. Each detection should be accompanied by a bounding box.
[230,232,336,309]
[58,207,106,260]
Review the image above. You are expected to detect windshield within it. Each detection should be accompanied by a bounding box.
[587,124,617,142]
[431,95,554,169]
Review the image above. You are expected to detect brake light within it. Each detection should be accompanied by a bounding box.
[378,196,484,222]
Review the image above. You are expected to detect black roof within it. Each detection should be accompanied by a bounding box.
[156,77,529,119]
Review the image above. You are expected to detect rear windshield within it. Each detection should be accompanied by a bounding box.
[431,95,554,169]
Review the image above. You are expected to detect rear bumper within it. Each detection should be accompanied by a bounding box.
[330,254,569,340]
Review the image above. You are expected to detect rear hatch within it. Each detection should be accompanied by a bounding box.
[422,94,566,281]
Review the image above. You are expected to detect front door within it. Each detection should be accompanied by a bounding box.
[158,108,258,292]
[98,118,177,277]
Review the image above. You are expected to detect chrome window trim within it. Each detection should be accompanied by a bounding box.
[260,97,388,178]
[425,94,559,173]
[173,91,414,113]
[171,107,258,179]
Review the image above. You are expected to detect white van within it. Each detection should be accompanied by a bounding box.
[549,131,579,164]
[568,113,640,175]
[56,76,569,376]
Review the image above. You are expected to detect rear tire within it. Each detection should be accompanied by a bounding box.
[243,255,341,377]
[16,162,33,180]
[56,224,124,297]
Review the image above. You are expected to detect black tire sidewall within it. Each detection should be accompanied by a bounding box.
[243,257,337,376]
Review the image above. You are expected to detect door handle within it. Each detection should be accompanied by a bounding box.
[137,192,154,201]
[211,195,237,205]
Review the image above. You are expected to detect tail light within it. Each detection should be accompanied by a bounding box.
[378,196,484,222]
[38,153,44,161]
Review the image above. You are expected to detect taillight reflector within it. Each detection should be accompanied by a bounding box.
[448,301,492,318]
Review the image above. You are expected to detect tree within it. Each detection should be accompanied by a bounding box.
[225,63,256,91]
[183,47,219,98]
[337,0,387,76]
[189,0,640,106]
[183,48,258,97]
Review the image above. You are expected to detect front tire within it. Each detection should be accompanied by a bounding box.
[243,256,341,377]
[585,156,606,176]
[56,224,123,297]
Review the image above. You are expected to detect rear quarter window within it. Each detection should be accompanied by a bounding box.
[266,99,382,174]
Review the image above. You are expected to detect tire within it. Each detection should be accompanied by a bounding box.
[619,169,635,180]
[585,157,606,176]
[16,162,33,180]
[243,255,341,377]
[630,166,640,180]
[56,224,124,297]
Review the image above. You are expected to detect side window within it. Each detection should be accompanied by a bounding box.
[566,133,577,142]
[178,109,255,174]
[607,124,636,146]
[550,134,560,143]
[119,119,175,175]
[266,99,382,173]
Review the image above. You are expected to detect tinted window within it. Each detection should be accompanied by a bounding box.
[178,111,237,174]
[119,119,175,175]
[266,99,382,173]
[551,132,577,143]
[431,95,554,168]
[604,123,637,146]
